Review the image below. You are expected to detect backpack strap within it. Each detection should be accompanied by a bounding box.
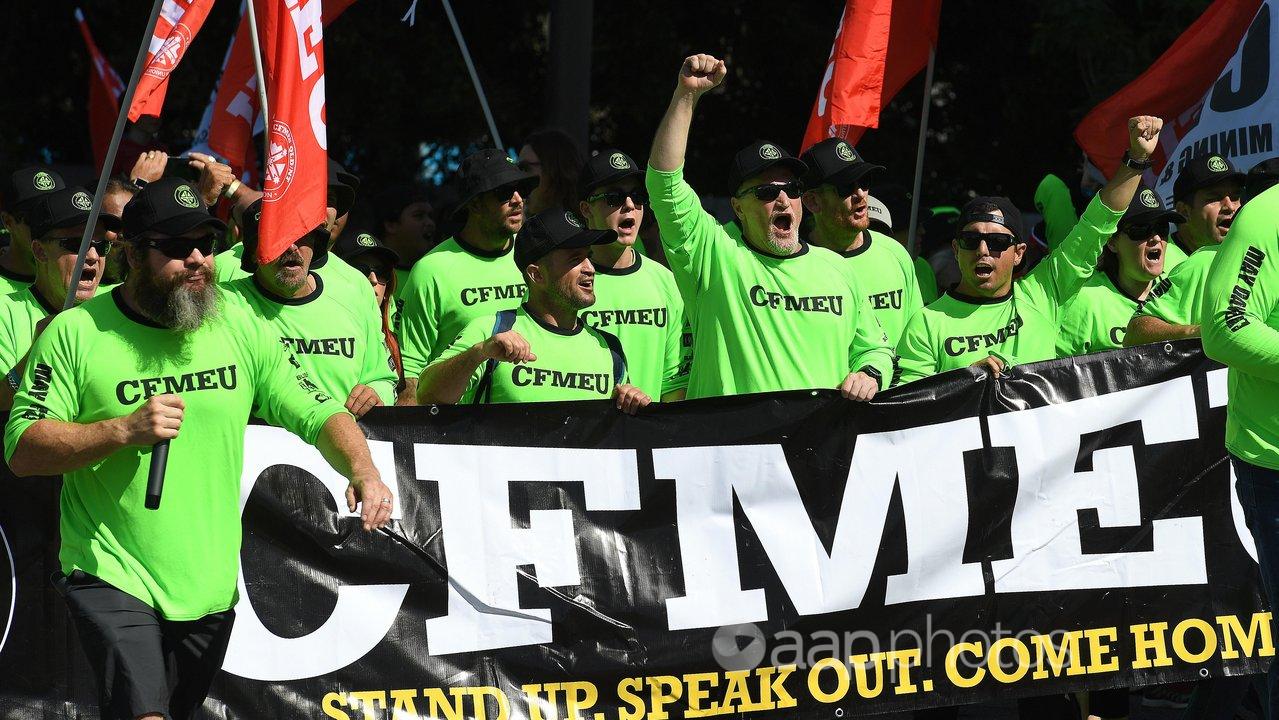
[595,328,628,387]
[473,309,519,405]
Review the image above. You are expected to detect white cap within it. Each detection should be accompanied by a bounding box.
[866,195,892,232]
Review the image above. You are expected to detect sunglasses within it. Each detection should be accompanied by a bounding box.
[955,231,1018,253]
[832,179,871,198]
[587,189,649,207]
[48,237,112,256]
[1119,223,1165,241]
[736,180,801,202]
[139,234,217,259]
[351,262,390,284]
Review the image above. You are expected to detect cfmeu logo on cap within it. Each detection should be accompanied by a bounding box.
[1208,156,1229,173]
[357,233,378,247]
[609,153,631,170]
[174,185,200,209]
[759,144,782,160]
[1139,189,1160,208]
[33,172,55,191]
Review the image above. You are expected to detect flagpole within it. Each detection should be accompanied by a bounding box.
[64,0,165,312]
[905,46,936,259]
[440,0,505,149]
[244,0,271,178]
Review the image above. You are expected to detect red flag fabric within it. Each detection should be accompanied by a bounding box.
[127,0,217,122]
[1074,0,1263,178]
[75,8,126,169]
[255,0,329,264]
[207,0,356,176]
[801,0,941,152]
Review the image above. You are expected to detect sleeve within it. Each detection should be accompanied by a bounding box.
[894,311,938,386]
[1201,213,1279,382]
[0,304,20,372]
[397,265,440,378]
[1020,193,1124,315]
[848,289,895,391]
[358,309,399,406]
[660,277,690,395]
[645,164,723,295]
[1133,271,1192,326]
[914,256,939,304]
[248,314,346,444]
[429,316,492,404]
[894,240,925,319]
[4,316,82,462]
[1034,174,1080,249]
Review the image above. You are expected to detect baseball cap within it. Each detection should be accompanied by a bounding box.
[865,195,893,234]
[333,230,399,268]
[328,158,360,217]
[579,149,643,200]
[728,141,808,194]
[514,209,616,269]
[27,186,121,238]
[1119,184,1184,229]
[6,166,66,215]
[122,177,226,239]
[1173,153,1245,202]
[1243,157,1279,205]
[453,149,539,218]
[799,138,884,191]
[957,197,1025,242]
[238,198,329,271]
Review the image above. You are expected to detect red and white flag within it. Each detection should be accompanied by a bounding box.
[801,0,942,152]
[1075,0,1270,195]
[207,0,355,178]
[127,0,216,122]
[255,0,330,264]
[75,8,126,169]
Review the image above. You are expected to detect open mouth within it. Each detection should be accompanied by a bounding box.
[1218,216,1234,233]
[771,213,794,233]
[973,260,995,280]
[1145,247,1163,262]
[577,276,594,291]
[78,266,96,284]
[617,216,637,233]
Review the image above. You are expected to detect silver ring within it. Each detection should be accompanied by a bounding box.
[380,498,391,504]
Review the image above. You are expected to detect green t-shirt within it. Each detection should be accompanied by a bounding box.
[645,165,894,399]
[215,243,251,284]
[1034,173,1078,250]
[1055,270,1145,356]
[0,264,35,296]
[914,255,939,304]
[839,230,924,347]
[435,305,627,404]
[4,287,344,619]
[0,286,59,372]
[1133,244,1220,327]
[1200,185,1279,470]
[583,254,689,399]
[1163,236,1192,273]
[225,273,398,406]
[398,236,527,378]
[896,194,1124,383]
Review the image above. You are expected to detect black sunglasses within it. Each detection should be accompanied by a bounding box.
[48,237,112,256]
[736,180,801,202]
[139,234,217,259]
[1119,223,1165,241]
[587,189,649,207]
[955,230,1018,253]
[351,262,390,284]
[832,178,871,198]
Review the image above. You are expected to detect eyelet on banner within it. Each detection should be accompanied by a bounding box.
[1164,343,1175,354]
[429,405,440,416]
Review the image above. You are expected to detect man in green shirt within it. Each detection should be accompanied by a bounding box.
[1200,182,1279,718]
[896,116,1160,383]
[1164,153,1243,271]
[800,139,923,348]
[398,149,538,403]
[0,186,118,409]
[0,166,67,294]
[866,194,939,304]
[418,209,650,412]
[646,54,894,400]
[4,177,393,720]
[576,148,690,401]
[1056,184,1182,355]
[226,201,399,417]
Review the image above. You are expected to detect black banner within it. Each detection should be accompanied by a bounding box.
[1,341,1272,719]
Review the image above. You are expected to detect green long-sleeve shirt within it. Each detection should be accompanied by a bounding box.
[1132,245,1220,327]
[1034,174,1078,250]
[1201,186,1279,470]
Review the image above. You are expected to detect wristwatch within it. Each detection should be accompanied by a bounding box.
[1121,151,1153,172]
[6,368,20,391]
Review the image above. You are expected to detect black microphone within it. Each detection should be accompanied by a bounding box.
[145,439,169,510]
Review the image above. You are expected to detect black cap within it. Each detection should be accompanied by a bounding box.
[328,158,360,217]
[122,177,226,239]
[238,198,329,272]
[333,230,399,267]
[799,138,884,191]
[1173,153,1245,202]
[6,166,66,215]
[958,196,1025,242]
[1243,157,1279,205]
[514,209,616,269]
[27,186,121,238]
[1119,184,1185,228]
[578,149,643,200]
[727,141,808,194]
[454,149,538,218]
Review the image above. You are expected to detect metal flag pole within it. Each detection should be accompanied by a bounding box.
[905,46,937,259]
[63,0,164,312]
[439,0,505,149]
[245,0,271,169]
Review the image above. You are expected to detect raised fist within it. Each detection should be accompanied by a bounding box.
[1127,116,1164,161]
[677,54,727,97]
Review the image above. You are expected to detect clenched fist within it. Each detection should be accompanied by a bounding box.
[1128,116,1163,162]
[122,394,185,445]
[677,54,726,97]
[480,330,536,364]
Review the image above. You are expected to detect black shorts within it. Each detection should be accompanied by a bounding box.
[52,570,235,720]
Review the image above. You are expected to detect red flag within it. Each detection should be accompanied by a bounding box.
[75,8,126,169]
[1074,0,1263,178]
[801,0,941,152]
[127,0,217,122]
[256,0,329,264]
[208,0,356,177]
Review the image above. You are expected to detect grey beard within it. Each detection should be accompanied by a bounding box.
[135,273,219,332]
